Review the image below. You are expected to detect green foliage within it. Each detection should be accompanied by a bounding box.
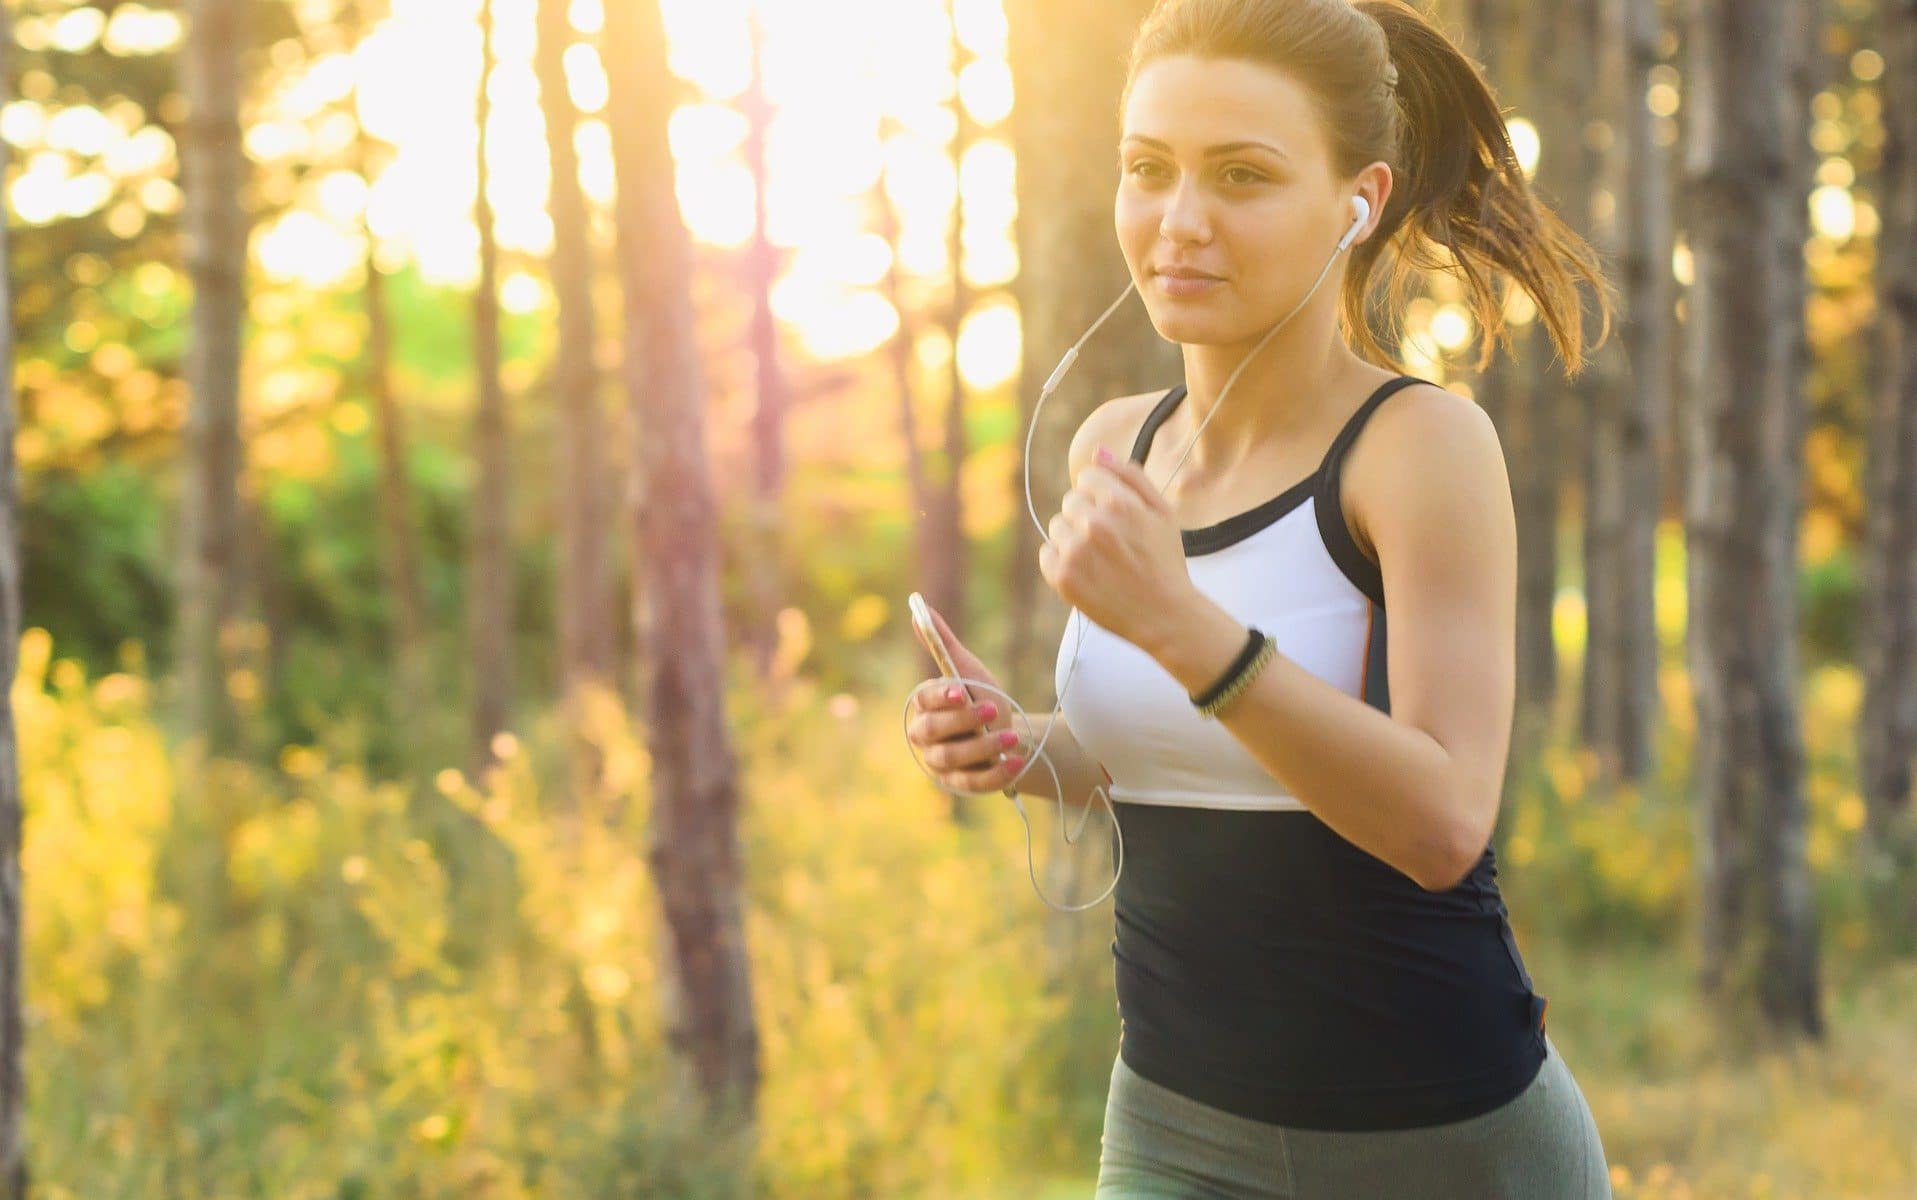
[1800,543,1860,665]
[18,625,737,1196]
[1501,657,1885,962]
[21,463,172,669]
[17,623,1917,1197]
[17,251,574,771]
[16,632,1111,1196]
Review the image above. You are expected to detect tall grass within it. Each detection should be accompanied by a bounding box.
[16,618,1914,1197]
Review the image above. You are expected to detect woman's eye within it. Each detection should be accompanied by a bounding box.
[1123,161,1264,185]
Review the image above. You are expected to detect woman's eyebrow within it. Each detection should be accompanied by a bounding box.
[1119,135,1289,163]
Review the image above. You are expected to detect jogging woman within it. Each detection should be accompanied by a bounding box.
[908,0,1616,1194]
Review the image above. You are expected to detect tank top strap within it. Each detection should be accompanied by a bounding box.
[1128,383,1188,465]
[1318,375,1428,477]
[1129,376,1426,472]
[1312,374,1430,609]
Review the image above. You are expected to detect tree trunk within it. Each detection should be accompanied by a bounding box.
[605,0,761,1129]
[741,10,791,684]
[871,112,967,820]
[1513,330,1563,732]
[1585,0,1670,784]
[349,0,430,735]
[1463,0,1539,796]
[1859,0,1917,944]
[470,0,514,775]
[535,0,615,798]
[1683,0,1823,1038]
[1573,0,1639,776]
[872,111,940,663]
[1575,0,1613,759]
[0,9,29,1190]
[178,0,250,753]
[1512,0,1587,743]
[930,0,976,669]
[360,191,429,728]
[236,483,279,750]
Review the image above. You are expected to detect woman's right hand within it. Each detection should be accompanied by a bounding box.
[907,603,1026,793]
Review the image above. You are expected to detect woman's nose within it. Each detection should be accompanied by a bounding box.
[1158,177,1212,243]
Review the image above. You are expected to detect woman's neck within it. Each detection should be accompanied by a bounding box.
[1168,311,1368,475]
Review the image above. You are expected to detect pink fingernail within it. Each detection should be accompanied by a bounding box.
[1096,446,1114,465]
[998,730,1019,748]
[946,687,962,702]
[1006,754,1026,769]
[978,702,998,722]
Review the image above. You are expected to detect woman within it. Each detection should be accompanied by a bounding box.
[908,0,1616,1194]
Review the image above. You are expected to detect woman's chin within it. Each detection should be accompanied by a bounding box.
[1148,307,1230,344]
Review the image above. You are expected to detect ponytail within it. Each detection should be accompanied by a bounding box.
[1353,0,1615,374]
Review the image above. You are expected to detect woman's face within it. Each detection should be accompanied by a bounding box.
[1116,55,1365,344]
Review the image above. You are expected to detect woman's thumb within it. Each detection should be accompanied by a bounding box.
[928,604,977,669]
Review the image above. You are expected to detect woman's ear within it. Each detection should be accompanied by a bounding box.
[1355,162,1393,237]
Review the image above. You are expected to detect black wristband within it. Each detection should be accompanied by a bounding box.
[1191,625,1267,708]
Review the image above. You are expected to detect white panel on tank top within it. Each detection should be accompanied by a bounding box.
[1053,492,1374,813]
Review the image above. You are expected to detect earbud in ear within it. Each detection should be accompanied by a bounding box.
[1338,195,1371,252]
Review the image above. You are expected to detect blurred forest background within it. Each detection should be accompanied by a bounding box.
[0,0,1914,1195]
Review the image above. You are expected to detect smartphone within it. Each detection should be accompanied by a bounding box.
[908,592,969,700]
[908,591,1018,797]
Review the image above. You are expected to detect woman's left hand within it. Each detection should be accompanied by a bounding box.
[1039,446,1200,651]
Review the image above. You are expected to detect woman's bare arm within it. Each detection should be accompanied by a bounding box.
[1012,713,1112,813]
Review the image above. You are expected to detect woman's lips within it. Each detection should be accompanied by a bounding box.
[1154,270,1223,297]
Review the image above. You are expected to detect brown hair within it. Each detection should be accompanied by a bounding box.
[1119,0,1616,376]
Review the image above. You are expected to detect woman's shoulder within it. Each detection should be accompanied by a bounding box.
[1343,378,1505,563]
[1066,387,1175,486]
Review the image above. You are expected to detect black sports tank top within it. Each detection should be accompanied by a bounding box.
[1057,375,1549,1131]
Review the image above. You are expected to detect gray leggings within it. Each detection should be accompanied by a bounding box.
[1095,1036,1612,1199]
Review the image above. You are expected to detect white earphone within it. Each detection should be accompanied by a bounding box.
[1340,193,1373,251]
[902,192,1374,911]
